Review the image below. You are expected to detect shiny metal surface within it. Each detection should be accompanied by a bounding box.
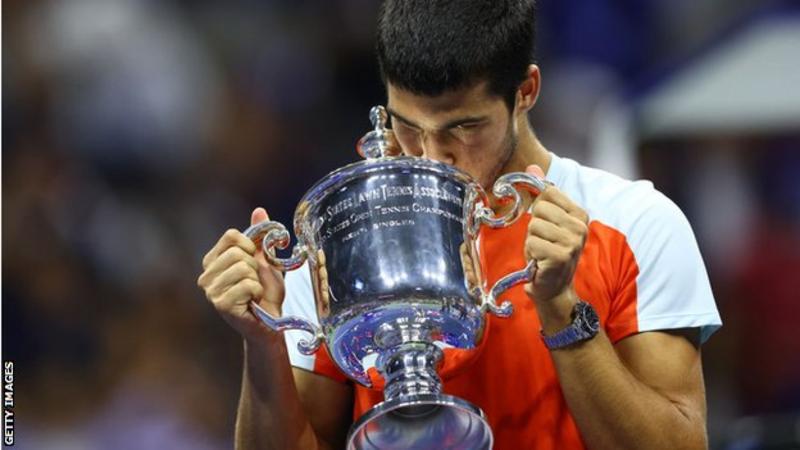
[249,302,324,355]
[310,164,483,385]
[243,224,321,355]
[347,393,492,450]
[242,106,548,449]
[250,154,542,385]
[476,171,549,229]
[244,220,308,271]
[358,106,391,159]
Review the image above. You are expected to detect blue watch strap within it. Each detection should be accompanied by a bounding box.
[541,301,599,350]
[542,326,583,349]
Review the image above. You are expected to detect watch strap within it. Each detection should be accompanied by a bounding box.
[541,301,599,350]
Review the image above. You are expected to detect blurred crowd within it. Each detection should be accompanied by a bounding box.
[3,0,797,449]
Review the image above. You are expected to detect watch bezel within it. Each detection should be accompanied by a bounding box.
[575,301,600,335]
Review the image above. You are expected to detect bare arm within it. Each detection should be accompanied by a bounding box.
[235,335,353,450]
[523,172,709,449]
[542,298,707,449]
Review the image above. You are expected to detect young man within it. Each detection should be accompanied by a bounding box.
[197,1,721,448]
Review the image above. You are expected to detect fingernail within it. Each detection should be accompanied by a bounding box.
[525,165,545,178]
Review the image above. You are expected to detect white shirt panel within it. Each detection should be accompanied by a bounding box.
[281,262,319,371]
[547,153,722,342]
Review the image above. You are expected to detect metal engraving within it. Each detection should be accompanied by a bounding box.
[244,106,548,449]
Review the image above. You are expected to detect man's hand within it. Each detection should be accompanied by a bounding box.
[197,207,286,341]
[523,165,590,332]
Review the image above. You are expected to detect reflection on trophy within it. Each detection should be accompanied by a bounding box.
[244,106,547,449]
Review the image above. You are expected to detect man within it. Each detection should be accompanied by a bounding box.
[197,1,721,448]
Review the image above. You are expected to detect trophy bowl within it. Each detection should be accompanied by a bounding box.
[245,106,547,450]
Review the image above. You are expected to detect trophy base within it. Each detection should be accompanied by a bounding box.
[347,393,492,450]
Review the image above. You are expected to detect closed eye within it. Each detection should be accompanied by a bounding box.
[455,123,481,130]
[392,117,422,133]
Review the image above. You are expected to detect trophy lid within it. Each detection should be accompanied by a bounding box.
[357,106,391,159]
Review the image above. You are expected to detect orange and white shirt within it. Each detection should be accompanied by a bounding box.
[282,152,722,449]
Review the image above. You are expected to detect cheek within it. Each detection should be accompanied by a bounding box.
[459,127,510,176]
[456,153,497,189]
[463,122,508,155]
[465,130,512,188]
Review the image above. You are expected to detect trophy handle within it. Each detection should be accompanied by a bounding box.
[243,221,323,355]
[244,220,308,271]
[475,172,549,229]
[476,172,549,317]
[249,302,324,355]
[479,260,536,317]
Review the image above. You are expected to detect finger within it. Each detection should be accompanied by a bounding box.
[531,200,571,224]
[198,246,258,288]
[525,164,546,179]
[249,207,270,265]
[260,266,285,305]
[539,187,588,223]
[319,265,330,307]
[459,242,469,262]
[317,249,327,266]
[524,235,567,265]
[524,281,535,300]
[530,200,587,236]
[251,207,269,226]
[527,216,567,244]
[207,260,260,299]
[203,229,257,269]
[318,261,329,285]
[460,243,477,287]
[216,279,264,311]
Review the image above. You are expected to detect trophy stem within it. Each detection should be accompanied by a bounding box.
[349,323,492,449]
[349,341,493,449]
[380,342,444,403]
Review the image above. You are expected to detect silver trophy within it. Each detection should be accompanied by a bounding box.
[245,106,547,450]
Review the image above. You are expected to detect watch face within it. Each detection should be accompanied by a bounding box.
[578,302,600,333]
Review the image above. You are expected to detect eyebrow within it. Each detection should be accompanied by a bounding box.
[387,107,488,132]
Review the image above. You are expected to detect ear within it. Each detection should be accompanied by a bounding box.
[515,64,541,115]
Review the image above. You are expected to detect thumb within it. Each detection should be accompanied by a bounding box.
[525,164,545,179]
[251,207,269,226]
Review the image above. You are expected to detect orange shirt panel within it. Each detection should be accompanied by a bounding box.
[341,214,641,449]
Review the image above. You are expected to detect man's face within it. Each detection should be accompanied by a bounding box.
[386,81,518,189]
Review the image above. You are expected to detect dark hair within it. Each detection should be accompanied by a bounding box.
[376,0,536,110]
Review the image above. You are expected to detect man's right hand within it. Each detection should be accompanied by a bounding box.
[197,207,285,342]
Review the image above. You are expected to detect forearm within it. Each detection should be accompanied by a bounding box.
[235,334,321,450]
[548,331,707,450]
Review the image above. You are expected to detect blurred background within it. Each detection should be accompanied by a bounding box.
[2,0,798,448]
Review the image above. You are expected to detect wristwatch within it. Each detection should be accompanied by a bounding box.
[541,300,600,350]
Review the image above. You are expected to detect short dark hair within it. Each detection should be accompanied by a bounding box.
[376,0,536,110]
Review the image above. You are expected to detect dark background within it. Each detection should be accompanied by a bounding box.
[3,0,798,448]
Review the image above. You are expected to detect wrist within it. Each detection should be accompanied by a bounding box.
[235,302,284,345]
[540,297,601,351]
[536,288,579,335]
[243,326,286,353]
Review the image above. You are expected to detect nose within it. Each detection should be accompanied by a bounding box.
[420,133,456,165]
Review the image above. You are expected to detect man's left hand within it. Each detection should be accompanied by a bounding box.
[523,164,590,332]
